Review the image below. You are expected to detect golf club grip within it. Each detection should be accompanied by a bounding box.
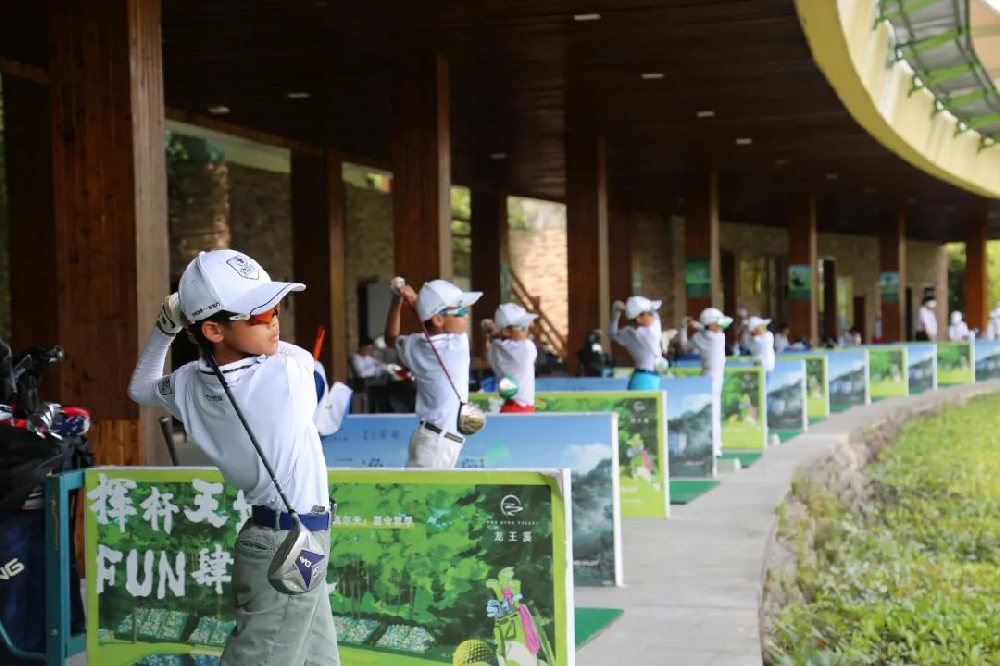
[158,415,179,466]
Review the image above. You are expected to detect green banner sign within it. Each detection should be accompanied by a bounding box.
[879,271,900,303]
[685,257,712,299]
[867,346,908,399]
[85,468,573,666]
[936,342,974,386]
[788,264,812,301]
[472,391,668,519]
[781,354,830,421]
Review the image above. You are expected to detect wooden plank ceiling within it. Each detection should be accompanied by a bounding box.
[2,0,999,240]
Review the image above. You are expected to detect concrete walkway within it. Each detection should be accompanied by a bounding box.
[574,381,1000,666]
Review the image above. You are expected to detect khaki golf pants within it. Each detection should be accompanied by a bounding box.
[221,522,339,666]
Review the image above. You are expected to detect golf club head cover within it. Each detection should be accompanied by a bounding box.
[268,517,328,595]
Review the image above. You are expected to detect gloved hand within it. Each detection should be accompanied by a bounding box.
[157,293,183,335]
[481,319,497,337]
[389,277,406,297]
[612,300,626,314]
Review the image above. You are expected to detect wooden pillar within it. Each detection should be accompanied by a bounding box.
[685,173,721,317]
[47,0,168,465]
[3,77,58,354]
[291,150,349,381]
[787,198,818,343]
[878,213,907,342]
[391,50,452,287]
[565,131,610,372]
[608,208,634,359]
[470,186,508,354]
[965,217,988,334]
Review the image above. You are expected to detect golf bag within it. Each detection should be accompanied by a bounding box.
[0,338,91,664]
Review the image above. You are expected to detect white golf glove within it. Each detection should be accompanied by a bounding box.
[612,300,626,314]
[390,277,406,297]
[157,293,183,336]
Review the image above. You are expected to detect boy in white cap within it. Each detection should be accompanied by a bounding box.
[127,249,339,666]
[679,307,733,457]
[915,296,938,341]
[949,311,971,341]
[384,277,482,468]
[482,303,539,413]
[746,316,776,373]
[610,295,664,391]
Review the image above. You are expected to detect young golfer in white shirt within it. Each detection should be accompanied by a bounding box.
[610,295,664,391]
[127,249,339,666]
[384,277,482,468]
[483,303,538,413]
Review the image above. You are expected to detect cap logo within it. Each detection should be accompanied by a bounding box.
[227,256,260,280]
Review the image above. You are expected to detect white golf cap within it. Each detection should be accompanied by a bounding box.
[951,311,963,324]
[495,303,538,329]
[747,316,771,331]
[699,307,733,329]
[624,296,662,321]
[415,279,482,321]
[179,249,305,322]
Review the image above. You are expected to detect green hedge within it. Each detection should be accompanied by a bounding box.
[768,395,1000,665]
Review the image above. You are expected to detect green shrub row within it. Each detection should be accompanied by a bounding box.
[768,395,1000,665]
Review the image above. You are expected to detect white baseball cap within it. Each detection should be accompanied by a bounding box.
[495,303,538,329]
[699,307,733,329]
[951,311,963,324]
[415,279,482,321]
[747,316,771,331]
[625,296,662,321]
[178,249,305,322]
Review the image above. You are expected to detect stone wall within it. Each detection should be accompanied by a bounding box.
[907,240,949,335]
[167,161,230,282]
[633,212,684,326]
[344,183,394,353]
[510,227,568,339]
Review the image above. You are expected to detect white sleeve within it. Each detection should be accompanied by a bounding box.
[277,341,316,373]
[486,341,500,375]
[395,334,415,370]
[127,327,181,418]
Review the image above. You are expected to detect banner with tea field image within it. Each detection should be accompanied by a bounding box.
[779,354,830,421]
[323,413,622,587]
[767,359,808,439]
[85,468,573,666]
[534,377,715,478]
[667,365,768,451]
[974,340,1000,382]
[902,344,937,394]
[471,391,668,518]
[824,350,870,412]
[934,342,973,386]
[866,346,908,400]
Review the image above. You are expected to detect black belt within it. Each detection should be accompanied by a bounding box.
[419,421,464,444]
[634,368,659,375]
[251,505,331,531]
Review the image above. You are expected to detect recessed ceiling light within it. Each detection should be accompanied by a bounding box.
[286,92,311,99]
[775,158,791,166]
[696,110,716,118]
[489,153,507,161]
[573,13,601,21]
[207,105,230,115]
[735,137,753,146]
[641,72,664,80]
[826,173,838,180]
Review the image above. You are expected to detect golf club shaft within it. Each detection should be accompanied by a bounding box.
[201,344,298,518]
[158,415,180,466]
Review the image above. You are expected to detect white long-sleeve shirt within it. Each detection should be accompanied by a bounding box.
[680,326,726,380]
[486,338,538,406]
[747,331,776,372]
[128,328,329,514]
[949,322,970,341]
[610,313,663,372]
[917,306,938,340]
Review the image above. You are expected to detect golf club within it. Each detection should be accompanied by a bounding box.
[157,416,180,466]
[195,336,328,596]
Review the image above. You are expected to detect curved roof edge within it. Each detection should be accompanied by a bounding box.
[796,0,1000,200]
